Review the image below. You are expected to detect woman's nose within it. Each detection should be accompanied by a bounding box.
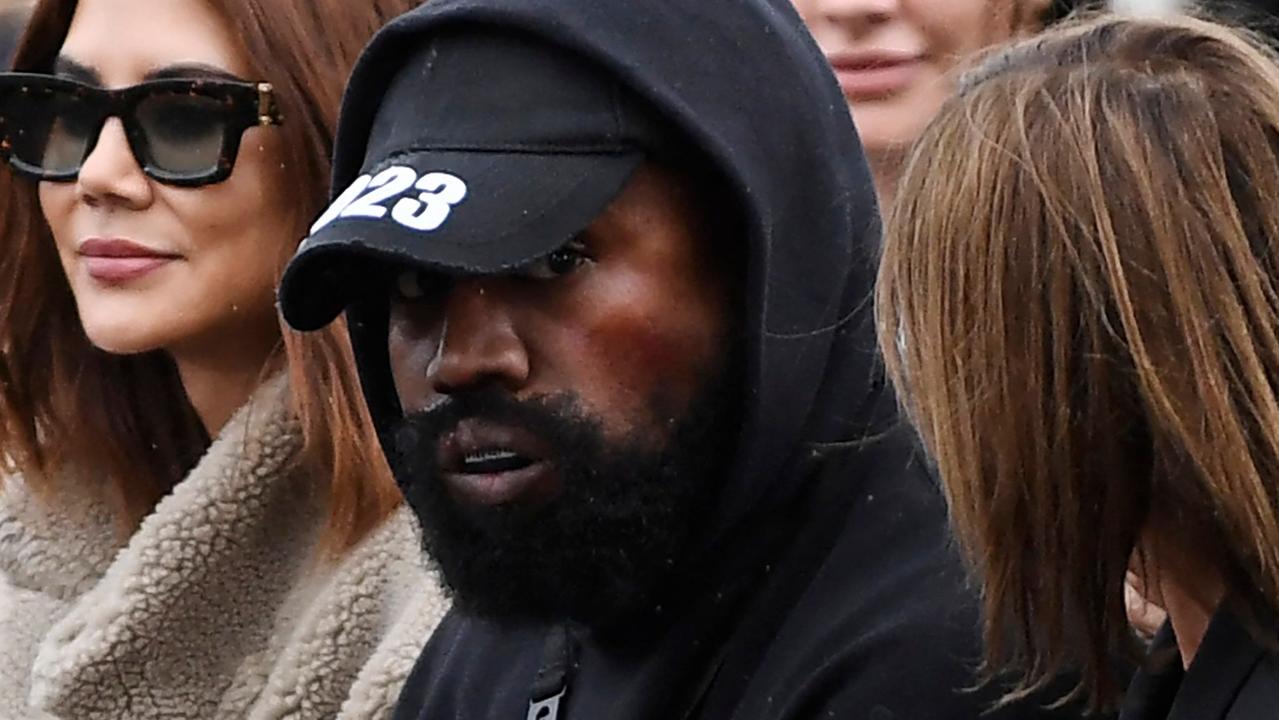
[75,117,152,209]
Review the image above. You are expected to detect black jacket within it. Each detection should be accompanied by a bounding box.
[1120,610,1279,720]
[328,1,1102,718]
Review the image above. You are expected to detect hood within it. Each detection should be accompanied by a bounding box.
[328,0,884,542]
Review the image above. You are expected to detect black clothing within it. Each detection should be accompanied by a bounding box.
[1121,610,1279,720]
[394,432,1091,720]
[304,0,1103,718]
[279,30,671,331]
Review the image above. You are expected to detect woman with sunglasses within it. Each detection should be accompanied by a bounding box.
[0,0,444,718]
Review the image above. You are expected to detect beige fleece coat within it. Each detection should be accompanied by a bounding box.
[0,376,449,719]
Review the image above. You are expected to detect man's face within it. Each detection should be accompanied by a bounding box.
[384,162,739,623]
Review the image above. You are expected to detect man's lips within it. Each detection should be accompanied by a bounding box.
[436,419,559,506]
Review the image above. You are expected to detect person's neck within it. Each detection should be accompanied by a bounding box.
[170,329,284,438]
[867,146,906,214]
[1163,578,1223,669]
[1139,524,1227,668]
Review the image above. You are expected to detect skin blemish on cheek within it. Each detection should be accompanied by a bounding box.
[599,320,681,370]
[581,308,710,407]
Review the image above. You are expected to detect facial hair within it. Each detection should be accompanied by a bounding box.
[388,370,738,627]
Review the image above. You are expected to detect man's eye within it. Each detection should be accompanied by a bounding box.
[521,242,591,280]
[393,269,428,301]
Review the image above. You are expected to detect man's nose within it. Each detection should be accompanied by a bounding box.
[75,118,152,209]
[428,279,531,395]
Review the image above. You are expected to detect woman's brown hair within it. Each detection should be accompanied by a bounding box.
[877,12,1279,711]
[0,0,422,552]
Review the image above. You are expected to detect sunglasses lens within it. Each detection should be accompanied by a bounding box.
[0,84,98,176]
[135,92,227,179]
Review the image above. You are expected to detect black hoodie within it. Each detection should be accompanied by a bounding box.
[314,0,1102,718]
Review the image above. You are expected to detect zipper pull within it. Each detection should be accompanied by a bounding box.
[526,625,575,720]
[526,688,567,720]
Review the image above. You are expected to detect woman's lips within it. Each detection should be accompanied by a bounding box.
[82,256,174,283]
[437,419,559,507]
[828,52,925,101]
[78,238,181,284]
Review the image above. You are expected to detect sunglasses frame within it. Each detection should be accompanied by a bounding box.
[0,72,283,187]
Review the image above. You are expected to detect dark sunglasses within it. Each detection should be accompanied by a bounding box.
[0,73,282,187]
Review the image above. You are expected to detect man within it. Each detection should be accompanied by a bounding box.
[278,0,1096,718]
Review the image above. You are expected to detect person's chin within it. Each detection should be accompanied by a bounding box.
[77,307,180,356]
[852,109,933,155]
[848,84,947,154]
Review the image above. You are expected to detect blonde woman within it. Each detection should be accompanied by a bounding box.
[789,0,1054,205]
[878,12,1279,719]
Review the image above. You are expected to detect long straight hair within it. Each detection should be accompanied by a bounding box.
[0,0,423,552]
[877,12,1279,710]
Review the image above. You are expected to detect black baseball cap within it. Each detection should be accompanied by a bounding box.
[279,27,669,331]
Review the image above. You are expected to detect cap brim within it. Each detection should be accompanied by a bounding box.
[280,149,642,331]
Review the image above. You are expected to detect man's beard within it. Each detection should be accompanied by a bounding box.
[388,369,738,627]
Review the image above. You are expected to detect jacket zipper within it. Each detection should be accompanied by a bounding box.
[526,624,576,720]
